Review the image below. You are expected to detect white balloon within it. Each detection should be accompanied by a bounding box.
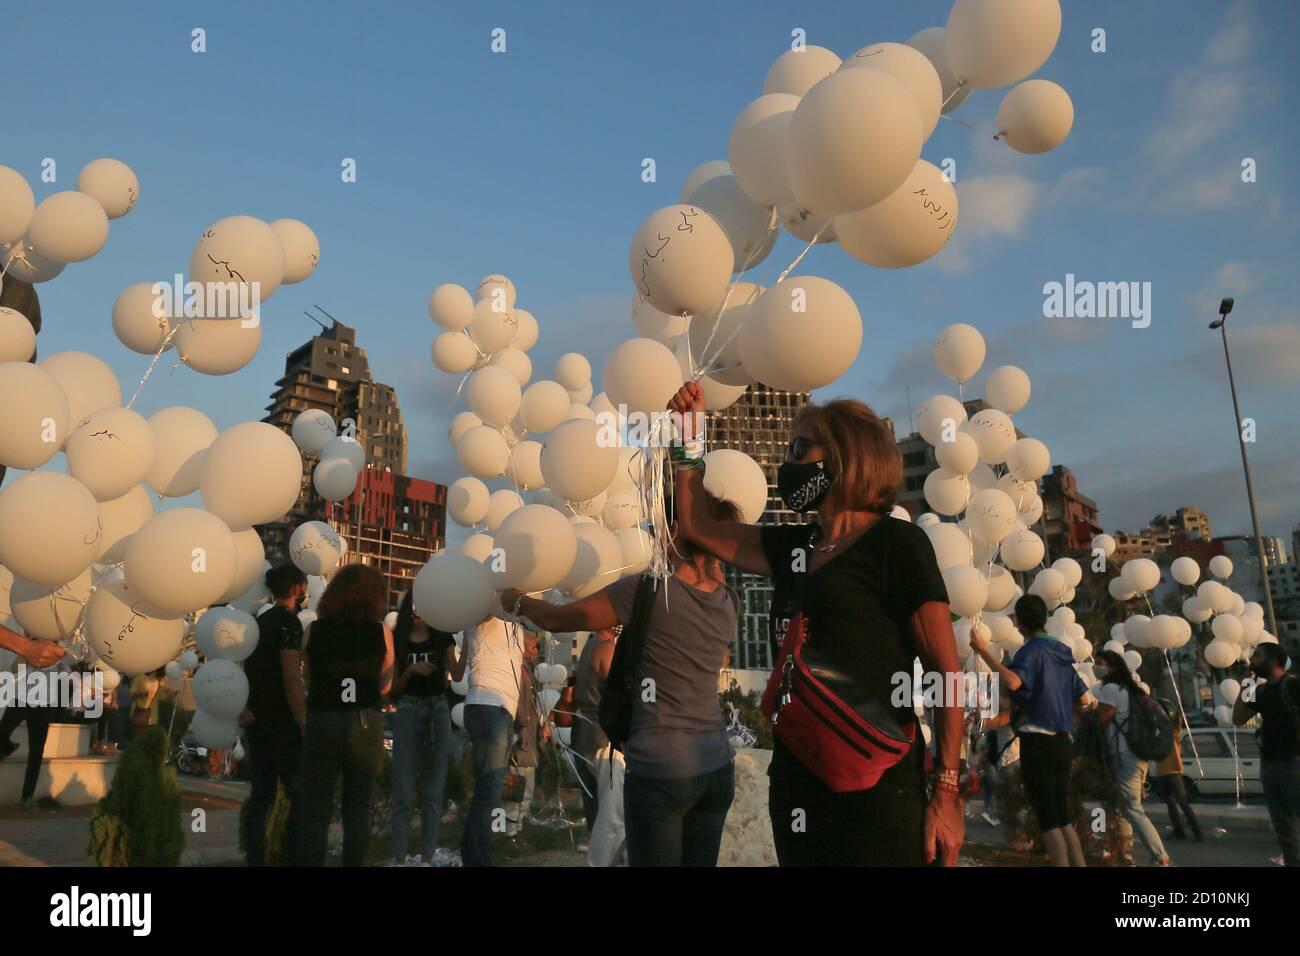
[189,709,239,749]
[485,489,524,532]
[916,394,968,446]
[145,406,218,497]
[0,166,35,242]
[1204,639,1237,670]
[66,407,156,501]
[195,606,260,663]
[467,365,522,428]
[632,295,689,348]
[457,425,510,479]
[200,422,303,530]
[268,219,320,284]
[965,488,1018,544]
[1005,438,1050,482]
[412,551,497,633]
[923,469,971,516]
[428,283,474,331]
[558,524,622,598]
[727,94,800,207]
[945,0,1062,89]
[448,477,491,527]
[616,526,652,575]
[10,570,92,641]
[776,204,835,243]
[0,306,35,363]
[787,68,923,217]
[191,659,250,719]
[291,409,338,456]
[686,176,777,271]
[985,565,1016,612]
[475,274,517,309]
[96,483,155,563]
[313,457,358,502]
[111,283,174,356]
[629,205,734,316]
[0,472,101,586]
[85,577,185,675]
[925,521,974,570]
[933,323,986,384]
[1209,555,1233,580]
[1120,557,1160,595]
[1171,556,1200,587]
[680,160,732,204]
[738,277,862,392]
[834,159,957,268]
[1052,557,1083,590]
[602,493,641,531]
[125,508,236,615]
[996,79,1073,154]
[540,419,618,502]
[520,380,571,435]
[490,347,532,387]
[468,298,518,354]
[449,411,482,448]
[189,215,285,304]
[461,533,495,564]
[553,353,591,392]
[1092,533,1116,557]
[175,318,262,375]
[916,512,941,529]
[841,42,943,138]
[1212,613,1243,644]
[289,521,343,576]
[76,158,140,219]
[1001,529,1045,572]
[431,331,479,374]
[702,449,768,524]
[1108,577,1137,602]
[1,237,65,283]
[764,45,842,95]
[39,351,121,446]
[1029,568,1066,610]
[603,337,683,418]
[944,565,988,617]
[0,361,69,469]
[905,27,972,114]
[29,191,109,263]
[964,409,1017,464]
[494,505,579,593]
[982,366,1031,415]
[506,439,545,492]
[220,529,266,604]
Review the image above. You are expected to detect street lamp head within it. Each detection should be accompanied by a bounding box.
[1219,297,1234,316]
[1209,319,1224,329]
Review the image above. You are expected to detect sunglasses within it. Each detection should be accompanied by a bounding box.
[785,436,822,461]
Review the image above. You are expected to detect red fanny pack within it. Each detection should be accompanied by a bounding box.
[761,610,915,793]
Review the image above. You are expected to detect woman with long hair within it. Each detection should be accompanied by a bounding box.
[299,564,395,866]
[388,589,464,866]
[666,382,965,866]
[1093,648,1172,866]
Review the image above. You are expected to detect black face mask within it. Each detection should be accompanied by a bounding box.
[777,460,833,512]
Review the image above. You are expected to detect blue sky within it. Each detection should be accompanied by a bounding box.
[5,0,1298,545]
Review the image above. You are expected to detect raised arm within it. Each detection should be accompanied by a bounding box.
[912,599,965,867]
[969,630,1023,693]
[669,382,770,576]
[501,588,620,634]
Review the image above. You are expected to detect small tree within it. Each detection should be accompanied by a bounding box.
[89,726,185,866]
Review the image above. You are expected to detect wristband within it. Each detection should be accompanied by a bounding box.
[932,767,960,793]
[669,437,704,463]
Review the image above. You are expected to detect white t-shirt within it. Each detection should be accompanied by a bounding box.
[465,617,523,717]
[1097,683,1132,758]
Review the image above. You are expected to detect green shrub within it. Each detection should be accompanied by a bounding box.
[719,680,773,749]
[237,781,292,864]
[89,727,185,867]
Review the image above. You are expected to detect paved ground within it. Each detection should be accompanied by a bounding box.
[0,777,1283,868]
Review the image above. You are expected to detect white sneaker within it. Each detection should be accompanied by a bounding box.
[980,812,1001,827]
[433,848,461,867]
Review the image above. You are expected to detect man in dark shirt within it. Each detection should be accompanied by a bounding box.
[1234,642,1300,866]
[240,565,308,866]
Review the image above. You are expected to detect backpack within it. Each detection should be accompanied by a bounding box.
[597,575,656,752]
[1119,689,1175,761]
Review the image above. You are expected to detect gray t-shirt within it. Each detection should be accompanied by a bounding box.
[604,573,738,780]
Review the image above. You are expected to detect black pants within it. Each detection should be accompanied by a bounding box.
[1153,773,1201,838]
[299,709,383,867]
[0,705,55,800]
[244,725,305,866]
[769,738,926,866]
[1019,732,1074,831]
[624,762,735,866]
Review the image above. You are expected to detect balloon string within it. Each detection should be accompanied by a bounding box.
[773,220,829,286]
[1140,591,1205,778]
[126,323,183,410]
[940,80,968,111]
[693,220,777,378]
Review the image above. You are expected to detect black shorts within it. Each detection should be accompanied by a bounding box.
[1018,731,1073,831]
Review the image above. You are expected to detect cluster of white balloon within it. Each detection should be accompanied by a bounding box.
[0,160,330,752]
[1100,550,1277,726]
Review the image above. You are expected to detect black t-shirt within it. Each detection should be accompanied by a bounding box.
[395,628,456,698]
[246,604,303,733]
[305,618,387,712]
[761,515,950,735]
[1244,675,1300,762]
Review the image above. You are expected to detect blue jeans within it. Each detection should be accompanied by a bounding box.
[1111,750,1167,863]
[461,704,513,867]
[390,696,451,860]
[623,762,735,867]
[1261,757,1300,867]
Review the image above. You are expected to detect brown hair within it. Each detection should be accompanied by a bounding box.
[316,563,387,627]
[793,399,900,513]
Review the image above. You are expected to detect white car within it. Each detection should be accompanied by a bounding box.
[1165,728,1264,797]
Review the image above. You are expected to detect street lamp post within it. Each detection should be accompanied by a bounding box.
[1209,298,1280,639]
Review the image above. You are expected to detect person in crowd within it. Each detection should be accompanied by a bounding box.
[1093,649,1172,867]
[572,627,618,843]
[459,613,525,866]
[388,589,464,867]
[1233,642,1299,866]
[971,594,1089,866]
[240,564,309,867]
[299,564,394,866]
[0,653,68,808]
[666,383,964,866]
[1151,704,1202,842]
[0,624,64,669]
[129,669,163,738]
[505,634,544,843]
[503,489,741,868]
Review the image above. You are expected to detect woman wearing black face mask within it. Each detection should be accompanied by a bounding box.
[667,382,965,866]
